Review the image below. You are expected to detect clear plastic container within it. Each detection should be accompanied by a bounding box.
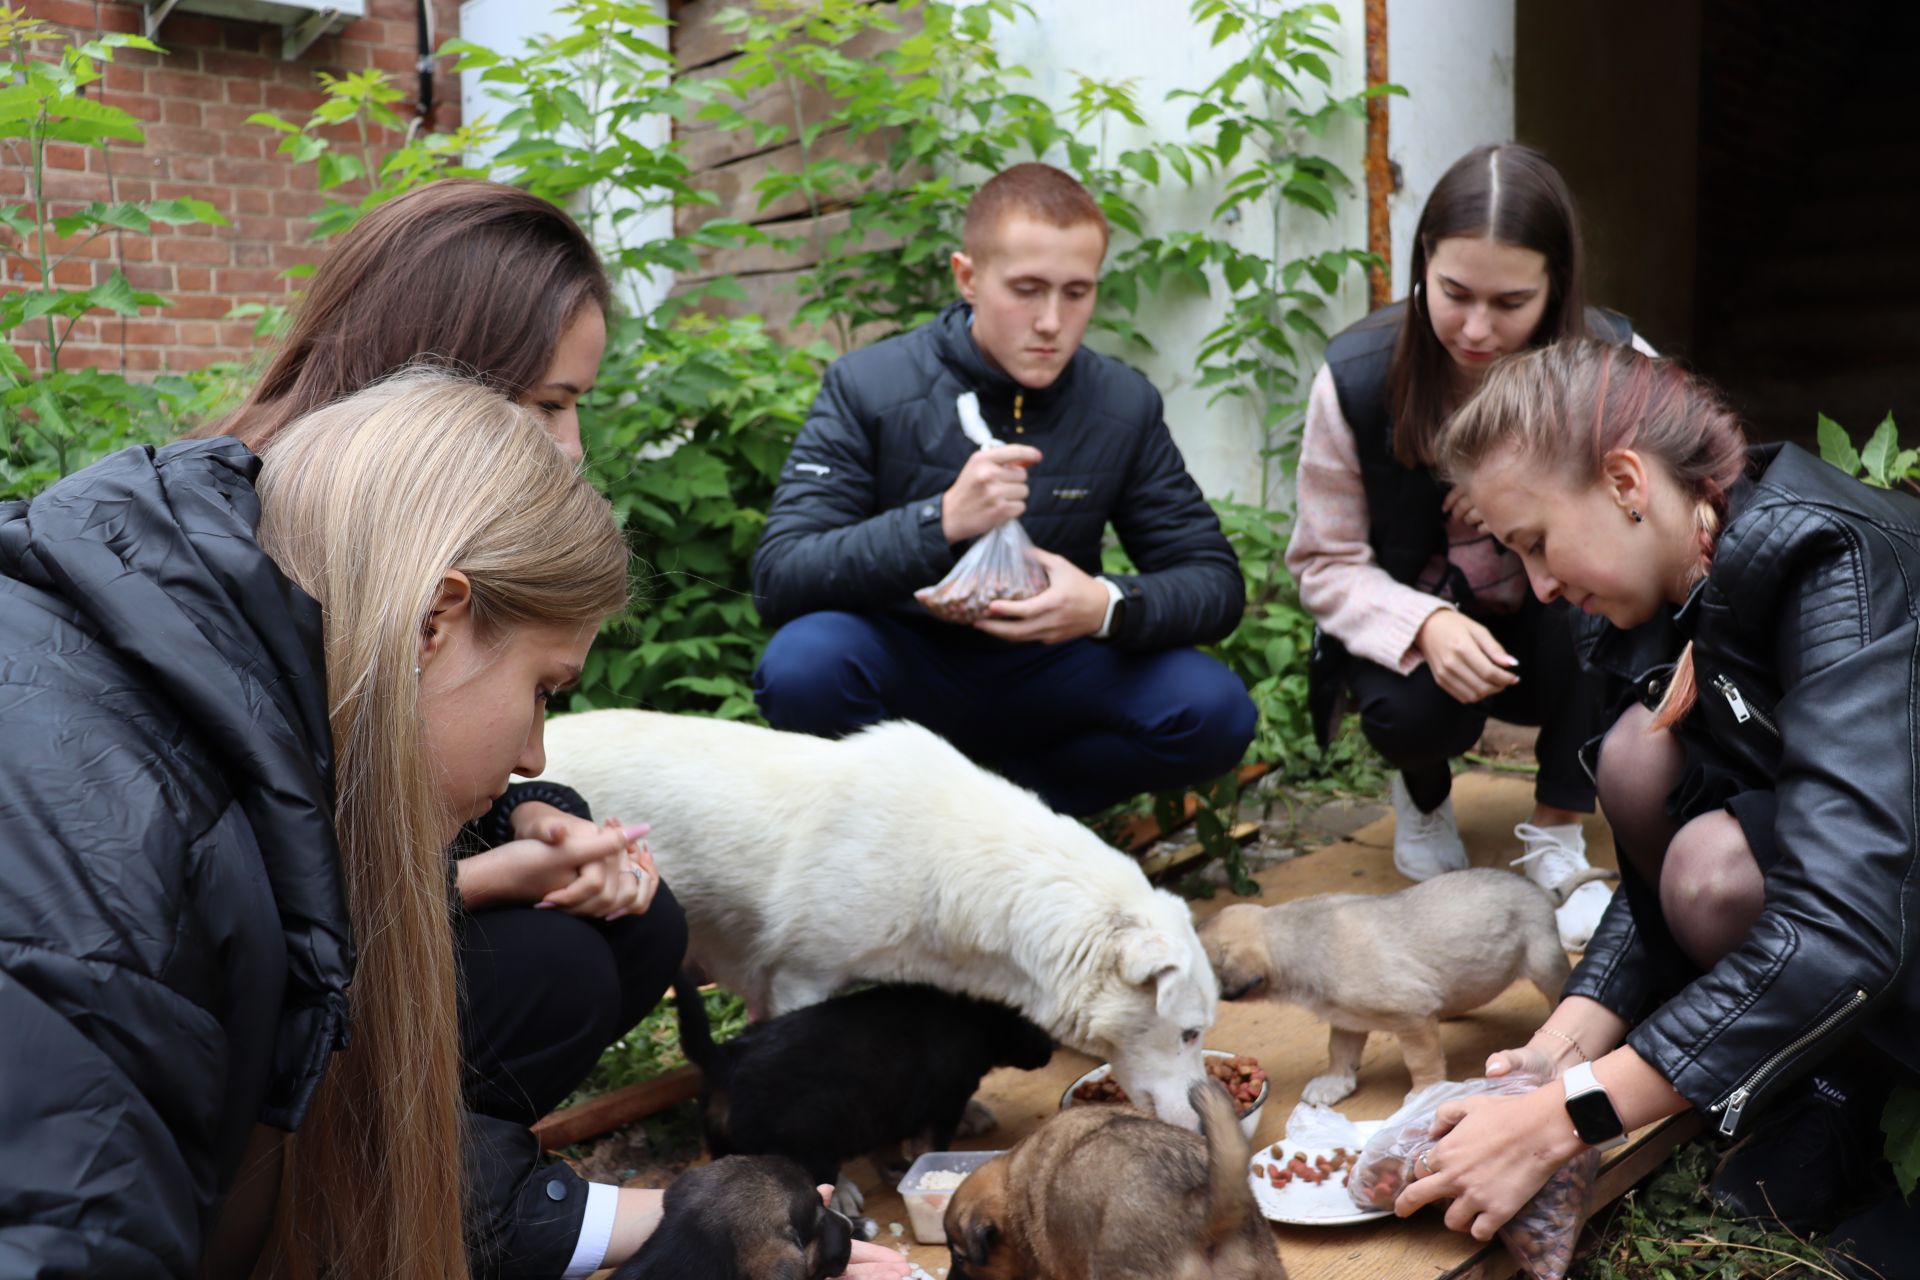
[896,1149,1004,1244]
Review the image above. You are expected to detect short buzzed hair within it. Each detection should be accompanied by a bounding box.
[962,163,1110,262]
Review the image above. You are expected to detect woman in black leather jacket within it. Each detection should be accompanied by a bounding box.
[1392,340,1919,1276]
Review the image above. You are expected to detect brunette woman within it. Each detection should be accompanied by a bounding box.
[193,183,907,1279]
[1286,143,1652,949]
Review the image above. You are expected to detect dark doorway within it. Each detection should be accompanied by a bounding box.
[1516,0,1919,447]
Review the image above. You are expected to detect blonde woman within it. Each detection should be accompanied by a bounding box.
[0,372,911,1279]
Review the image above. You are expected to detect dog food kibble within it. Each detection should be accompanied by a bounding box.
[1260,1144,1356,1190]
[1071,1055,1267,1117]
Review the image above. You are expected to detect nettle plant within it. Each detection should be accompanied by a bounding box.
[0,8,228,497]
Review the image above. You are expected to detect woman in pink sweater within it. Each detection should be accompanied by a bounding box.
[1285,144,1654,950]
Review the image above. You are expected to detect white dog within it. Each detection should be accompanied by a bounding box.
[541,709,1219,1131]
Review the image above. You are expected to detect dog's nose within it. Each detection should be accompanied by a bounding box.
[1221,974,1266,1001]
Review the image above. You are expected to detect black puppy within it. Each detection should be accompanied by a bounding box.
[677,976,1055,1215]
[610,1154,853,1280]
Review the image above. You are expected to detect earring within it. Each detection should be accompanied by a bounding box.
[414,665,423,676]
[1629,508,1643,524]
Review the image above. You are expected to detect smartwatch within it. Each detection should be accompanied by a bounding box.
[1093,576,1127,640]
[1560,1060,1628,1150]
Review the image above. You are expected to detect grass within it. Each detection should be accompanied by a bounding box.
[559,985,749,1112]
[1573,1140,1855,1280]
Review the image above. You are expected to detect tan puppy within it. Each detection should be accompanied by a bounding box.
[944,1082,1287,1280]
[1199,867,1606,1105]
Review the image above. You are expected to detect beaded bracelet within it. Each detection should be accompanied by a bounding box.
[1534,1026,1590,1063]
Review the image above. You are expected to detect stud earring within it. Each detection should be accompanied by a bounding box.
[414,665,423,677]
[1629,508,1643,524]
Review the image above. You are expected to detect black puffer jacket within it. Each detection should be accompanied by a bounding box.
[0,439,349,1275]
[751,301,1244,651]
[0,442,595,1278]
[1565,444,1920,1134]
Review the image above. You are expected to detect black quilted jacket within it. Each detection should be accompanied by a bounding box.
[1567,444,1920,1134]
[751,301,1244,650]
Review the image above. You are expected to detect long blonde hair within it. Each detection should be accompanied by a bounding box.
[251,370,629,1279]
[1438,339,1747,726]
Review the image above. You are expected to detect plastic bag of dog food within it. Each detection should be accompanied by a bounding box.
[914,391,1050,625]
[1347,1074,1600,1280]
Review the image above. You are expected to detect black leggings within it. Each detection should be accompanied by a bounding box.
[1348,598,1607,813]
[456,884,689,1124]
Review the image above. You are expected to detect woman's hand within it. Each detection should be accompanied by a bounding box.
[1393,1086,1582,1240]
[1443,486,1490,534]
[816,1186,916,1279]
[1414,608,1519,704]
[455,813,656,919]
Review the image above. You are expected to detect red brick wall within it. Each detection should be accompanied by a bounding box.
[7,0,464,375]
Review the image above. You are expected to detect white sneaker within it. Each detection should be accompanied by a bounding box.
[1390,775,1468,881]
[1511,822,1614,951]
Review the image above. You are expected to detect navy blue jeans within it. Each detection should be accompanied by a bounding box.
[752,610,1257,816]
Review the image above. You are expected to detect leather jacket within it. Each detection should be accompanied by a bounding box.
[1564,443,1920,1134]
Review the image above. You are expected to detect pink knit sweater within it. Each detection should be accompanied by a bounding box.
[1285,364,1452,675]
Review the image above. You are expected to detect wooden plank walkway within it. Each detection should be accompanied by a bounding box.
[621,772,1692,1278]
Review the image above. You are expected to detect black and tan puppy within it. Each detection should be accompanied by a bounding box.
[610,1154,853,1280]
[677,975,1055,1217]
[944,1081,1288,1280]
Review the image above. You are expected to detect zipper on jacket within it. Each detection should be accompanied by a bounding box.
[1012,393,1025,434]
[1713,672,1780,738]
[1709,988,1867,1135]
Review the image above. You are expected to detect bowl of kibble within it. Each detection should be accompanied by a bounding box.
[1059,1049,1269,1139]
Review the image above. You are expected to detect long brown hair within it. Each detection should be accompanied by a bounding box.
[252,370,629,1279]
[199,180,610,451]
[1437,340,1748,724]
[1390,144,1592,467]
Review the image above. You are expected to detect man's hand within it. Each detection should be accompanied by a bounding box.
[1413,608,1518,704]
[974,549,1109,644]
[942,444,1043,543]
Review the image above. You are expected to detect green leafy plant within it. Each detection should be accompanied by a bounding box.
[1169,0,1400,498]
[1817,411,1914,491]
[0,7,234,498]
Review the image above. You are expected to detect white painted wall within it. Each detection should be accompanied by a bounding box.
[993,0,1373,507]
[457,0,675,316]
[1385,0,1516,297]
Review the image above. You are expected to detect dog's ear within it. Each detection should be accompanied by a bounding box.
[952,1215,999,1267]
[1117,927,1178,987]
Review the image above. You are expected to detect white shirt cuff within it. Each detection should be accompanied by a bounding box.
[561,1182,620,1278]
[1092,575,1125,639]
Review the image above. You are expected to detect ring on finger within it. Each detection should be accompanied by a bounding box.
[625,867,644,886]
[1418,1149,1434,1176]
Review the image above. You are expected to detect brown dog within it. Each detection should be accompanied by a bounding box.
[1199,867,1600,1105]
[944,1081,1287,1280]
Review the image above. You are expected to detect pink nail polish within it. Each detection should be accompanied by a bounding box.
[622,822,651,842]
[533,901,555,910]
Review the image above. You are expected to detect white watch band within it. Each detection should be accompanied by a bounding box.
[1093,576,1125,640]
[1561,1060,1628,1150]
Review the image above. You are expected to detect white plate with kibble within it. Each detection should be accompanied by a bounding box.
[1248,1119,1390,1227]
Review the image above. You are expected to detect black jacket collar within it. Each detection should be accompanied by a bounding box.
[931,300,1080,429]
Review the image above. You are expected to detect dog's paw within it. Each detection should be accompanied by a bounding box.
[829,1173,866,1218]
[956,1097,998,1138]
[1301,1073,1358,1106]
